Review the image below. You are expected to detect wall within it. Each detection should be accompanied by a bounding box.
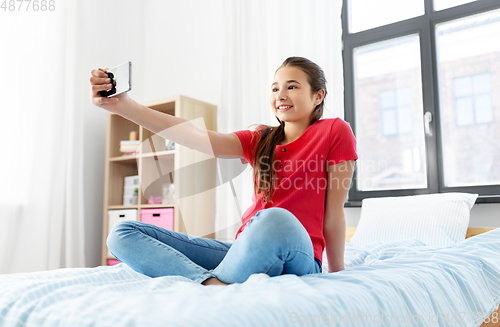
[141,0,224,106]
[81,0,146,267]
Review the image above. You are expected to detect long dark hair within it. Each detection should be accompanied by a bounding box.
[250,57,328,204]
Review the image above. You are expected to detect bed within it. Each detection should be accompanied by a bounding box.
[0,225,499,327]
[1,192,499,327]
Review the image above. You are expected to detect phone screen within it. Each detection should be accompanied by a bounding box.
[100,61,132,98]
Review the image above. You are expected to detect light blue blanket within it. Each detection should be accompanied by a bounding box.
[1,228,499,327]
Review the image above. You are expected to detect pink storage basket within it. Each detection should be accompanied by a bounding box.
[141,208,174,231]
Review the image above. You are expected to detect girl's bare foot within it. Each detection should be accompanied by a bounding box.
[201,277,229,286]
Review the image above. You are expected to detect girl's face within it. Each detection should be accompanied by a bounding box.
[270,65,323,125]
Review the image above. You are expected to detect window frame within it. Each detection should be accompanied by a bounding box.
[453,73,494,127]
[342,0,500,205]
[380,88,414,136]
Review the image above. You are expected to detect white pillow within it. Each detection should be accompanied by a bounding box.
[349,193,478,247]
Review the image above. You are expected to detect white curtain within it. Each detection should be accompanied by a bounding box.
[0,1,86,274]
[215,0,344,242]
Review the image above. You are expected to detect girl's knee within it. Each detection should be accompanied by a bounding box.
[254,207,298,228]
[251,207,306,240]
[106,220,141,253]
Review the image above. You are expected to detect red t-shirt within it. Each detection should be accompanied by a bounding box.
[232,118,358,264]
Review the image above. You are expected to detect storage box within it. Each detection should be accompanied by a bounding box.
[123,194,138,206]
[141,208,174,231]
[123,176,139,206]
[123,185,138,196]
[124,175,139,187]
[107,209,137,256]
[107,259,121,266]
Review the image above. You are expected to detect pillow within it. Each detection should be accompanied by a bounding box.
[349,193,478,247]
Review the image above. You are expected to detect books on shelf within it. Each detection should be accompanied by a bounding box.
[120,140,140,153]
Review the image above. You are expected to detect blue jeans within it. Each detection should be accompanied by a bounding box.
[106,207,322,284]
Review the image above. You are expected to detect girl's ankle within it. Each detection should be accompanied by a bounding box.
[202,277,229,286]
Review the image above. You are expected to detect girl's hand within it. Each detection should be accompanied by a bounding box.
[89,67,129,114]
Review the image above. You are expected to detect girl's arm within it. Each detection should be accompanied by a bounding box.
[117,96,245,159]
[323,160,355,273]
[89,68,244,159]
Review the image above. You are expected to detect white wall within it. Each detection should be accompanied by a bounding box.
[141,0,224,106]
[82,1,147,267]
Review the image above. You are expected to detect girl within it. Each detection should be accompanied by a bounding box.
[90,56,357,286]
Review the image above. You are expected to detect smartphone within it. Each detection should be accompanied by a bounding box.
[99,61,132,98]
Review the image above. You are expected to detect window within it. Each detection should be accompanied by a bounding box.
[343,0,500,203]
[348,0,424,33]
[380,88,413,136]
[453,74,493,127]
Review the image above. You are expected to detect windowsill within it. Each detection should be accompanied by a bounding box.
[344,201,362,208]
[476,195,500,204]
[344,195,500,207]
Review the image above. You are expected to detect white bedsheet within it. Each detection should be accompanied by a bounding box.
[1,228,500,327]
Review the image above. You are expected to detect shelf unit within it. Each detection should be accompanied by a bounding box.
[101,95,217,266]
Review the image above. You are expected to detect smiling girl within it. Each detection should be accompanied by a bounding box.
[90,56,357,286]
